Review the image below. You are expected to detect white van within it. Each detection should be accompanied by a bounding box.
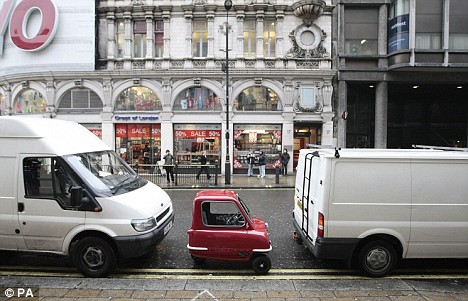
[293,148,468,277]
[0,116,174,277]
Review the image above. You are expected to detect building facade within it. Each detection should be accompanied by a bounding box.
[335,0,468,149]
[0,0,335,174]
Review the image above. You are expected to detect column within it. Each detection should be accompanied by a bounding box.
[275,5,286,58]
[206,5,216,59]
[236,7,245,59]
[374,81,388,148]
[160,112,174,157]
[183,6,194,58]
[123,11,132,60]
[337,80,347,148]
[106,9,116,59]
[256,9,265,59]
[161,6,171,59]
[145,9,154,59]
[282,112,295,175]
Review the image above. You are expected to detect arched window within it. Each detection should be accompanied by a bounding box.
[234,87,281,111]
[59,89,103,112]
[14,89,46,114]
[173,87,221,111]
[115,86,162,111]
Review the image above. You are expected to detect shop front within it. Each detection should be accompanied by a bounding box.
[293,123,322,168]
[233,124,282,174]
[173,124,222,167]
[115,123,161,167]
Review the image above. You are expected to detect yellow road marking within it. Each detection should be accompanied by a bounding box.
[0,266,467,280]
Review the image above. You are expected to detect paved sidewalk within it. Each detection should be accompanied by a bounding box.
[159,173,296,190]
[2,276,468,300]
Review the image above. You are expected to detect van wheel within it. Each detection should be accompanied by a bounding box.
[72,237,117,278]
[251,255,271,274]
[358,240,396,277]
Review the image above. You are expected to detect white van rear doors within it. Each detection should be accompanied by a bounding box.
[17,155,86,252]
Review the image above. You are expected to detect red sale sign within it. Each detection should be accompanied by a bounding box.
[174,130,221,139]
[0,0,58,55]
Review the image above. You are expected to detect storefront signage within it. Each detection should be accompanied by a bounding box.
[0,0,58,55]
[388,14,409,53]
[174,130,221,138]
[115,124,161,139]
[114,115,160,122]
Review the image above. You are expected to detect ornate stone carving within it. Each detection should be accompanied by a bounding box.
[286,24,329,59]
[292,0,325,26]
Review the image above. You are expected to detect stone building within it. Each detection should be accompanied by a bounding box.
[334,0,468,149]
[0,0,335,175]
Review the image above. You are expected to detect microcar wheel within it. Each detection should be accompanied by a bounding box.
[191,255,206,265]
[251,255,271,274]
[72,237,117,278]
[358,240,397,277]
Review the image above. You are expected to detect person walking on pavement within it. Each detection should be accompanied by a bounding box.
[246,150,255,177]
[196,151,211,180]
[257,151,266,178]
[163,150,175,184]
[280,148,290,176]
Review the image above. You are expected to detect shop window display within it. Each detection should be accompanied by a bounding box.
[115,124,161,168]
[234,87,281,111]
[234,124,282,172]
[115,86,162,111]
[174,87,221,111]
[174,124,221,166]
[14,89,46,114]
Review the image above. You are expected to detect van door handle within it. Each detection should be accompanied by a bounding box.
[18,203,24,212]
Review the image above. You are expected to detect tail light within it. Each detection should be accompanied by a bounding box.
[317,212,324,238]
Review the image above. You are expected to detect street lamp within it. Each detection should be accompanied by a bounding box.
[224,0,232,184]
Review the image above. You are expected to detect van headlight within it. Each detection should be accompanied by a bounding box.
[131,217,156,232]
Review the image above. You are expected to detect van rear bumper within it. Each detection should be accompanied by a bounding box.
[114,212,175,258]
[293,218,359,261]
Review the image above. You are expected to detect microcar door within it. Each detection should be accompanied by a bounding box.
[199,201,247,260]
[17,156,85,252]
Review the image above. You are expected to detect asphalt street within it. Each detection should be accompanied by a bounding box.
[1,188,468,300]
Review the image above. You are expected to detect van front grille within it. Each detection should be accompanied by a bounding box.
[156,206,170,223]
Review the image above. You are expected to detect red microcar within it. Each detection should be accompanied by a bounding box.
[187,190,272,274]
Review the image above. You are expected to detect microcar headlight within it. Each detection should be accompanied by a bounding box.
[131,217,156,232]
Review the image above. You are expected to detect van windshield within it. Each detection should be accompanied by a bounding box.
[63,150,147,197]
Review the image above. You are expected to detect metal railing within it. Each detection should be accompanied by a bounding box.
[132,163,219,186]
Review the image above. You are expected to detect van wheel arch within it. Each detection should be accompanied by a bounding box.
[352,235,402,276]
[69,231,118,278]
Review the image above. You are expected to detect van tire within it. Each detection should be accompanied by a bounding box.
[72,237,117,278]
[358,240,396,277]
[251,255,271,274]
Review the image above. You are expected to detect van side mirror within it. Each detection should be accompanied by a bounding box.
[70,186,83,207]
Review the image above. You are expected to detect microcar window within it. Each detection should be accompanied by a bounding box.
[201,201,245,227]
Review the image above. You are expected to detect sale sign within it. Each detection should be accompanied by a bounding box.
[174,130,221,139]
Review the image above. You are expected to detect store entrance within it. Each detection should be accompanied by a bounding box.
[293,123,322,169]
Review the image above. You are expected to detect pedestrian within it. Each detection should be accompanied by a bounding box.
[257,151,266,178]
[246,150,255,177]
[163,149,175,184]
[196,151,211,180]
[280,148,290,176]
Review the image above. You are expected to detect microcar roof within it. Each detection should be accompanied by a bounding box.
[195,190,238,201]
